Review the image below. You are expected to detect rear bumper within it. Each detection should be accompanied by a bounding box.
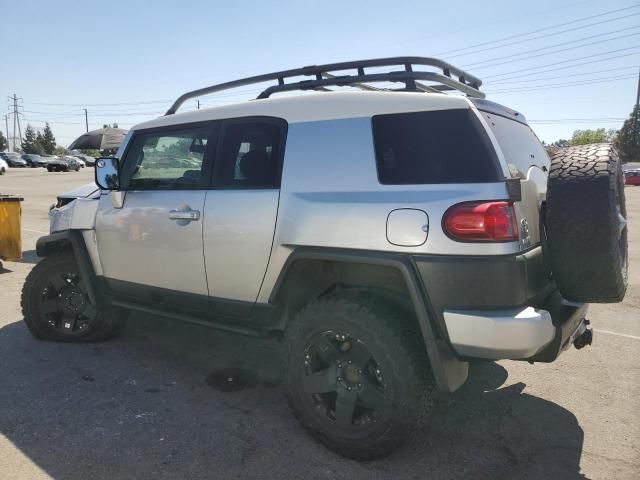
[444,306,555,359]
[413,246,589,361]
[443,291,588,360]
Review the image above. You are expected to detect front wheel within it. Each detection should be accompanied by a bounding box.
[284,293,435,460]
[21,252,127,342]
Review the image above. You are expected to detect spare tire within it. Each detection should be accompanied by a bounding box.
[546,143,627,303]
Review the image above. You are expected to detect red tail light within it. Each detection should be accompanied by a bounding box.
[444,201,519,242]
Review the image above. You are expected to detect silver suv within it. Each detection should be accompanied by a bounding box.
[23,57,628,459]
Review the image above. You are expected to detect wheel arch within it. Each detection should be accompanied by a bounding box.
[270,247,469,392]
[35,231,107,308]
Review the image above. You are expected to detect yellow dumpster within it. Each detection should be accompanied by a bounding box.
[0,195,24,262]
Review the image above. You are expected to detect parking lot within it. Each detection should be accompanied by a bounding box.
[0,168,638,479]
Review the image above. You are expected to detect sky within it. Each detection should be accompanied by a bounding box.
[0,0,638,148]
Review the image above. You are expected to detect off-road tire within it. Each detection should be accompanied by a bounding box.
[546,143,627,302]
[21,251,127,342]
[284,291,435,460]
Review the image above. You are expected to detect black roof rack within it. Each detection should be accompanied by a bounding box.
[165,57,484,115]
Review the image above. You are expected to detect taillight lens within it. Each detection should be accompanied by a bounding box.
[444,201,519,242]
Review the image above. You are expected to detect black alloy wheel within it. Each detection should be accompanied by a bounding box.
[22,252,127,342]
[302,330,387,429]
[284,294,435,459]
[38,270,96,336]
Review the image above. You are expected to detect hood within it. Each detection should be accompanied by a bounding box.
[58,182,101,200]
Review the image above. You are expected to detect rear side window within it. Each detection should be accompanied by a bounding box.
[372,109,502,184]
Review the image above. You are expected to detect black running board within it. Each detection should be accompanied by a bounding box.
[112,300,272,338]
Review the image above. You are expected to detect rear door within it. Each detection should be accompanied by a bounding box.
[95,123,217,310]
[202,117,286,316]
[478,110,550,246]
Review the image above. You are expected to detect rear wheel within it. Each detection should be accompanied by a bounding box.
[21,252,127,342]
[546,143,627,302]
[284,292,435,459]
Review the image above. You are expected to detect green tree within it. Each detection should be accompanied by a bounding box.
[551,139,570,148]
[615,105,640,163]
[79,149,101,157]
[0,129,6,151]
[41,123,57,154]
[569,128,617,146]
[54,145,67,156]
[21,125,44,154]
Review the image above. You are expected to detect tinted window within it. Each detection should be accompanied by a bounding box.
[372,109,502,184]
[213,120,285,188]
[121,126,212,190]
[481,111,549,176]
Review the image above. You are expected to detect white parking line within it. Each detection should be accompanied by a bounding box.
[23,228,48,235]
[593,328,640,340]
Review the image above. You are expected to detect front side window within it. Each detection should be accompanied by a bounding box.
[121,126,212,190]
[212,120,285,189]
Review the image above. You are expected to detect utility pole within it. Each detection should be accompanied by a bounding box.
[636,66,639,109]
[5,93,22,152]
[12,96,16,152]
[83,108,89,132]
[7,94,23,151]
[4,115,9,151]
[15,95,22,146]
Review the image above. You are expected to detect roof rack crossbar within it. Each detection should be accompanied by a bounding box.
[165,56,483,115]
[257,71,484,99]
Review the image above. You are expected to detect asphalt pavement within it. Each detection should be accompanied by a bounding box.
[0,168,638,479]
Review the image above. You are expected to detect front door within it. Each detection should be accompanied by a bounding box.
[95,123,216,311]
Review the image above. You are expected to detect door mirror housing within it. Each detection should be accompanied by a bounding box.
[95,157,120,190]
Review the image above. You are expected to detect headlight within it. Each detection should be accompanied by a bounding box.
[49,201,76,233]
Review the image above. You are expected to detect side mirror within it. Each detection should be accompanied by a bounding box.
[95,157,120,190]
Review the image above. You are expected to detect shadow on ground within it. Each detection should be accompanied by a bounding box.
[16,249,40,264]
[0,315,585,480]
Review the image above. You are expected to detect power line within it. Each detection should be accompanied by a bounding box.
[463,26,640,69]
[435,5,640,57]
[487,73,636,93]
[449,13,640,60]
[471,32,640,71]
[488,74,636,95]
[21,86,266,110]
[25,99,173,107]
[484,47,640,80]
[529,117,626,124]
[490,65,639,85]
[530,117,625,121]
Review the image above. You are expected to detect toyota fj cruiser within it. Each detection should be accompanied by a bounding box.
[23,57,628,459]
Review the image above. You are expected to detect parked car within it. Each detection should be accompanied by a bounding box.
[0,157,7,174]
[0,152,27,167]
[46,156,81,172]
[30,57,627,459]
[624,169,640,186]
[74,155,96,166]
[21,154,48,168]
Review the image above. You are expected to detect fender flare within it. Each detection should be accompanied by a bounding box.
[270,247,468,392]
[35,230,108,308]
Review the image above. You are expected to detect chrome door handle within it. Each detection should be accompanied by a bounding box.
[169,210,200,221]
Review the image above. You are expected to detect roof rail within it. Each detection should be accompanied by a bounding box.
[165,56,484,115]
